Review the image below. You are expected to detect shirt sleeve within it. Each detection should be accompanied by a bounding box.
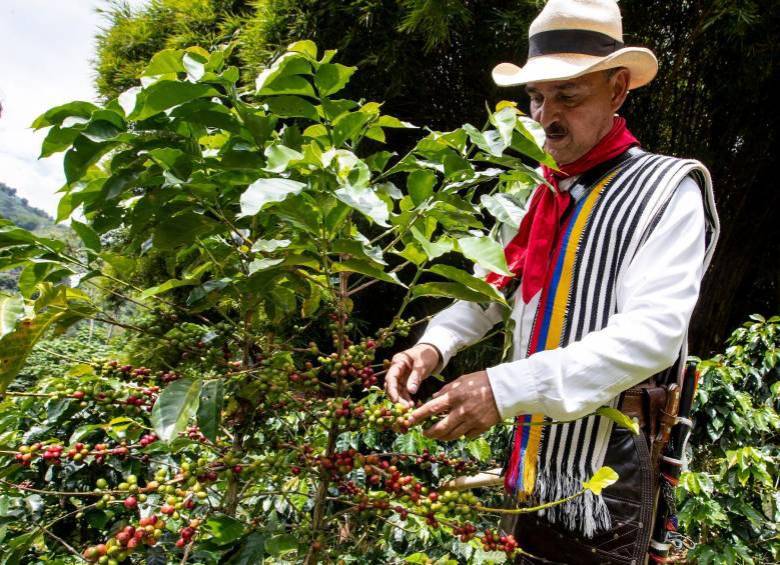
[486,175,706,421]
[416,300,505,373]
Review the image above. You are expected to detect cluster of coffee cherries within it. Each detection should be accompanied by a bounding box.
[138,433,159,447]
[13,437,156,468]
[315,336,380,389]
[414,449,481,476]
[182,425,207,442]
[82,515,168,563]
[287,357,320,389]
[317,448,360,478]
[92,474,149,511]
[452,522,478,542]
[174,518,201,548]
[48,379,159,414]
[14,442,62,467]
[374,316,416,348]
[325,398,366,428]
[96,360,153,380]
[419,489,479,522]
[481,529,519,555]
[364,401,412,433]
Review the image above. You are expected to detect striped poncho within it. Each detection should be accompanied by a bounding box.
[501,149,719,537]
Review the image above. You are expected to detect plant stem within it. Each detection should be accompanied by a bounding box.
[475,489,585,514]
[40,524,88,562]
[305,258,348,565]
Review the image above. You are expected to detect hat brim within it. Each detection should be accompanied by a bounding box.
[492,47,658,90]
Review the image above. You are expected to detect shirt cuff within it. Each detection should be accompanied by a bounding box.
[486,360,541,420]
[416,325,461,373]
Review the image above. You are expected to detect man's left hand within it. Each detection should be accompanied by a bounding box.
[408,370,501,440]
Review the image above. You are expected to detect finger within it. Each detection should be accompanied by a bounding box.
[432,381,453,399]
[407,365,426,395]
[409,394,450,426]
[448,421,474,442]
[383,362,408,404]
[423,410,466,441]
[463,424,484,440]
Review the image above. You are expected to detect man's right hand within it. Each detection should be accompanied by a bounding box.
[384,343,441,408]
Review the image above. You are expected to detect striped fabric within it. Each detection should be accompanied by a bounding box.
[503,151,719,537]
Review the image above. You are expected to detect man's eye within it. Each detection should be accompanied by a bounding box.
[530,96,543,104]
[561,95,576,103]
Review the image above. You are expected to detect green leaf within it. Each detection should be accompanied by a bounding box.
[463,123,507,157]
[411,282,488,303]
[511,129,556,169]
[582,466,619,495]
[0,530,40,565]
[255,53,312,93]
[258,75,316,97]
[287,40,318,59]
[129,81,219,121]
[225,532,266,565]
[203,513,245,546]
[315,63,357,96]
[410,228,454,261]
[251,239,291,253]
[332,258,406,287]
[466,437,491,462]
[480,193,526,230]
[63,136,116,184]
[248,257,284,274]
[265,534,298,556]
[596,406,640,435]
[491,106,517,145]
[264,144,303,173]
[39,125,82,157]
[151,378,202,442]
[458,236,512,277]
[408,169,436,205]
[427,264,506,304]
[265,95,319,121]
[31,101,98,129]
[0,287,92,392]
[70,220,101,252]
[332,112,371,146]
[239,178,307,217]
[334,186,390,227]
[197,380,223,443]
[0,294,24,339]
[143,48,185,76]
[152,212,217,250]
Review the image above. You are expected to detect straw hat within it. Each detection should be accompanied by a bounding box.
[492,0,658,89]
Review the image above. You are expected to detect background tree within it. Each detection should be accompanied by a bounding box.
[94,0,780,358]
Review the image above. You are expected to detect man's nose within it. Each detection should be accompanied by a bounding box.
[532,98,561,129]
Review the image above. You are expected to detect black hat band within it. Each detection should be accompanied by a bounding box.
[528,29,624,58]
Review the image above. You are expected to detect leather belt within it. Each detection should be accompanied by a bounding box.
[619,383,665,434]
[619,382,681,475]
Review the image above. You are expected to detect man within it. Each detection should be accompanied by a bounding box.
[384,0,719,563]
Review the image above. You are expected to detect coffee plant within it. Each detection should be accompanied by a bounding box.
[0,41,623,563]
[677,315,779,564]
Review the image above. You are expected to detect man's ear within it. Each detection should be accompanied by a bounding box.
[610,67,631,112]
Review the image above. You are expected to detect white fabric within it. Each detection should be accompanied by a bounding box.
[417,174,705,421]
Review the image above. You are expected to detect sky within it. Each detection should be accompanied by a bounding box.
[0,0,148,218]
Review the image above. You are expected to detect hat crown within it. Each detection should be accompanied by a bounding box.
[529,0,623,42]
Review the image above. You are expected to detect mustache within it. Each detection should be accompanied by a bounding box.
[545,123,568,136]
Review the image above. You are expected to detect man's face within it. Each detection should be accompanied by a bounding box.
[525,69,629,165]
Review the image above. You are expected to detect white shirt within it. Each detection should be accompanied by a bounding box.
[417,174,706,422]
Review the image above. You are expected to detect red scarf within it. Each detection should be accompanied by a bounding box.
[485,116,639,302]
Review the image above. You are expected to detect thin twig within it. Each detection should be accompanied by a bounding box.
[40,524,87,562]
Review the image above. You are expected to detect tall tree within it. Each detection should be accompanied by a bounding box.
[93,0,778,355]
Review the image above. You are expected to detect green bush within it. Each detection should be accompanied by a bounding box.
[678,315,779,563]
